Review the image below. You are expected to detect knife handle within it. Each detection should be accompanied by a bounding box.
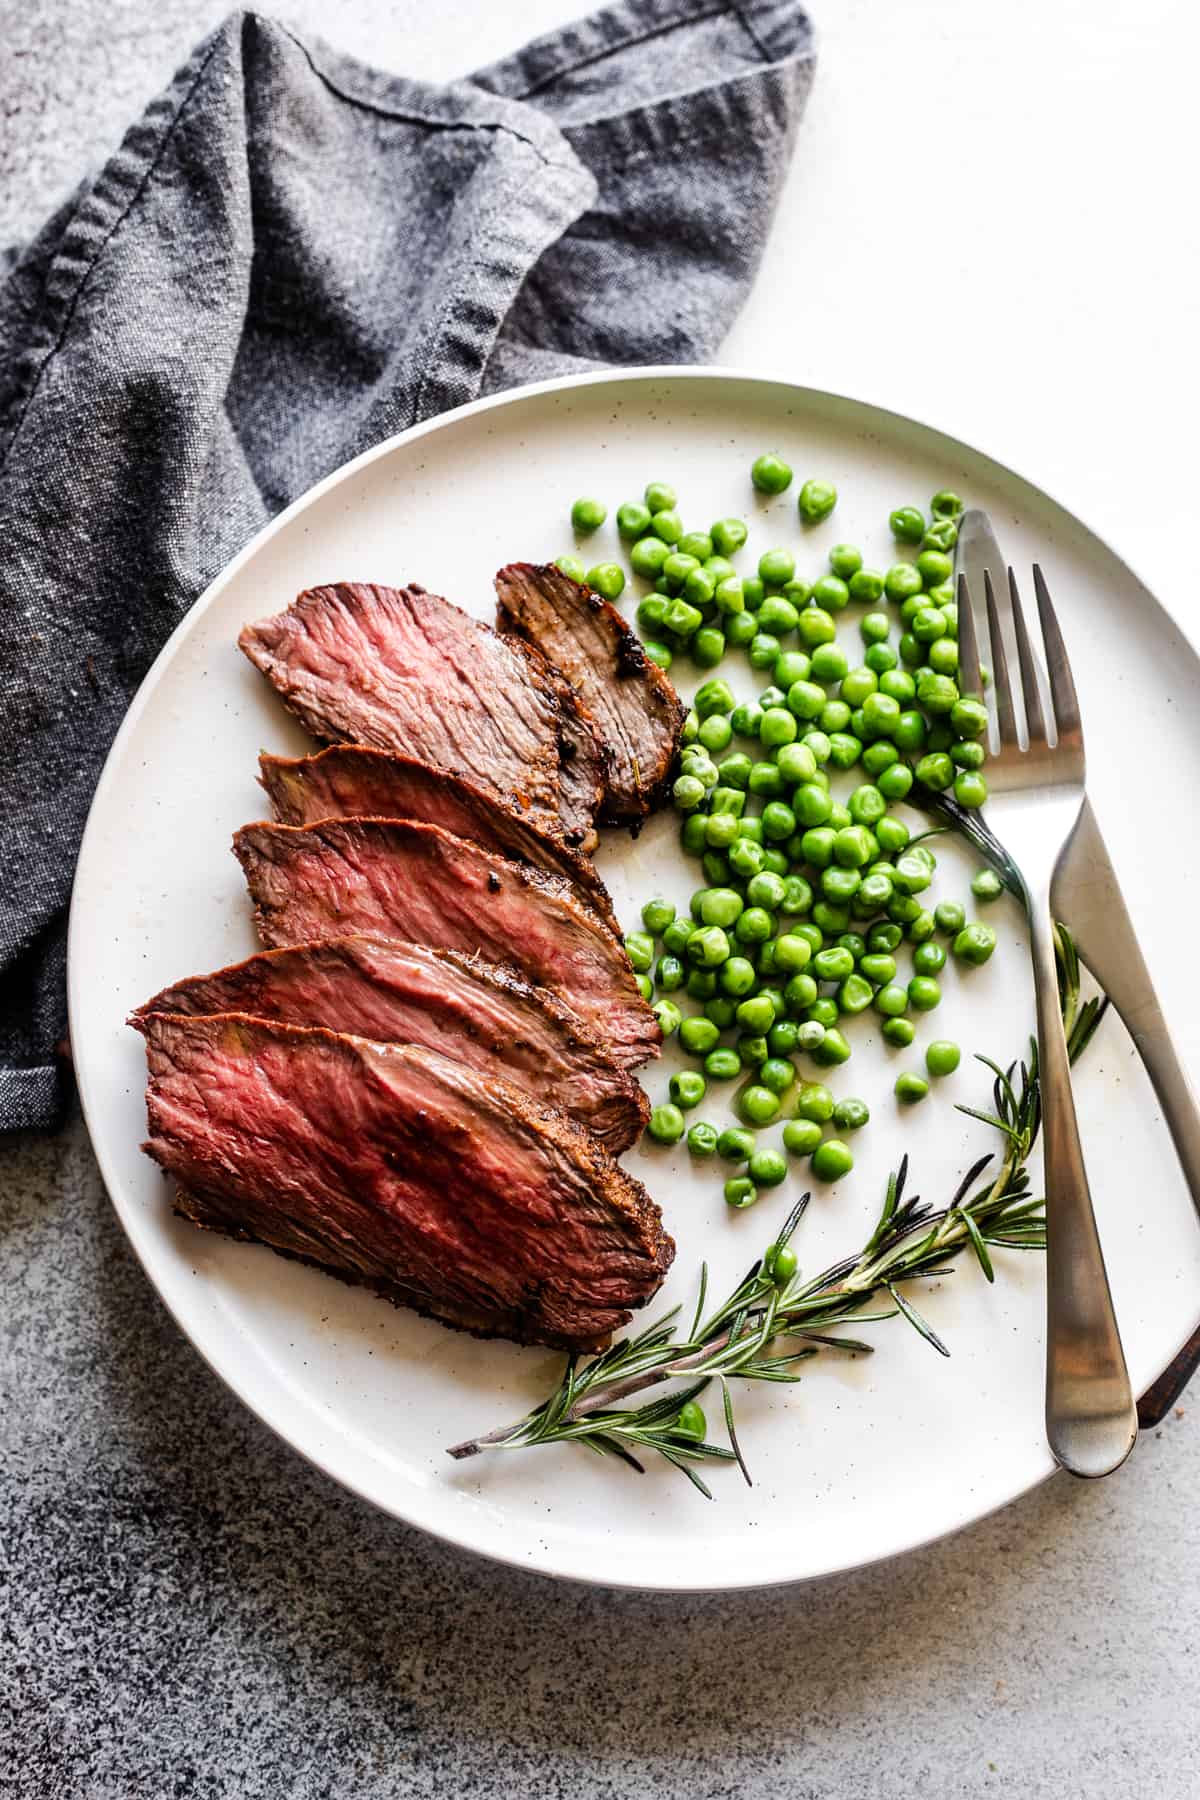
[1053,799,1200,1425]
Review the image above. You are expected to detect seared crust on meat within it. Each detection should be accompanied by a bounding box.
[495,562,686,823]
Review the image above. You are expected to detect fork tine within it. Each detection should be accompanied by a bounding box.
[984,569,1019,748]
[955,573,982,698]
[1033,564,1081,741]
[1008,567,1048,748]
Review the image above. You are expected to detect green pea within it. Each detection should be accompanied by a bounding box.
[752,452,793,494]
[662,914,696,955]
[930,489,964,518]
[911,604,946,644]
[678,530,714,562]
[696,715,731,757]
[874,982,909,1019]
[810,574,850,613]
[724,1177,758,1210]
[821,866,860,904]
[796,1019,826,1052]
[652,954,683,994]
[837,667,876,710]
[933,900,965,936]
[679,1015,720,1056]
[798,478,837,523]
[972,868,1004,902]
[882,1016,916,1047]
[907,908,936,944]
[673,773,705,811]
[735,815,764,843]
[669,1070,707,1110]
[863,691,899,741]
[885,564,924,605]
[913,940,947,976]
[679,815,708,855]
[829,543,863,579]
[923,517,959,552]
[636,975,655,1003]
[796,607,837,649]
[859,952,896,985]
[736,993,777,1035]
[861,741,899,778]
[908,975,942,1011]
[917,672,960,716]
[925,1039,961,1077]
[867,921,903,952]
[718,1126,757,1163]
[637,594,670,635]
[837,974,874,1015]
[915,752,954,791]
[951,696,989,739]
[780,876,814,916]
[818,704,851,741]
[713,577,745,618]
[759,1057,795,1097]
[749,632,783,670]
[803,729,833,766]
[882,669,918,704]
[624,930,655,972]
[692,627,727,669]
[894,1072,929,1105]
[684,565,717,607]
[872,764,909,802]
[783,1118,822,1157]
[863,641,898,676]
[926,637,958,677]
[889,506,925,544]
[648,512,682,548]
[686,1121,719,1158]
[954,922,997,966]
[643,640,672,670]
[854,872,894,914]
[687,968,718,999]
[811,1138,853,1181]
[647,1103,685,1143]
[738,1033,769,1065]
[832,1097,870,1131]
[689,925,732,968]
[758,547,795,586]
[812,945,853,982]
[704,996,737,1030]
[709,517,747,557]
[665,597,703,639]
[617,500,652,539]
[695,887,740,929]
[557,554,586,581]
[758,596,800,636]
[954,771,989,809]
[738,1085,781,1126]
[662,550,699,591]
[727,840,765,882]
[571,496,607,533]
[849,568,886,603]
[812,900,851,935]
[812,648,852,691]
[795,1081,835,1122]
[768,1019,801,1057]
[917,548,953,587]
[723,610,755,647]
[784,973,819,1015]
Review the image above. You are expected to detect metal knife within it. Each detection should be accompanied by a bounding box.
[956,510,1200,1423]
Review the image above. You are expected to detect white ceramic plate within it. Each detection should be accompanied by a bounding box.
[70,370,1200,1591]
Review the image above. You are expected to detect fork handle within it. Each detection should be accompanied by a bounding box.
[1028,880,1138,1477]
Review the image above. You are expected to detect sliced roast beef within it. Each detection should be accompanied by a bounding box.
[136,1012,673,1352]
[495,562,686,823]
[239,581,583,836]
[258,746,618,935]
[514,640,607,852]
[232,818,660,1069]
[133,936,647,1152]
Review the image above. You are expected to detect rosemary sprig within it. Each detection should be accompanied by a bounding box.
[446,929,1105,1491]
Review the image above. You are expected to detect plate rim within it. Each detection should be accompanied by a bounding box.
[68,363,1200,1591]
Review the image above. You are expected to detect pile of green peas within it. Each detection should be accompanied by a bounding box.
[566,471,1002,1207]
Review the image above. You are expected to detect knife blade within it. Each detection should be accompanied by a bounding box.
[956,510,1200,1422]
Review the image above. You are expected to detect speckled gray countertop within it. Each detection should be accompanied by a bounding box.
[5,4,1200,1795]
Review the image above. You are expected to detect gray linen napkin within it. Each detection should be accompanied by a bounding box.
[0,1,815,1131]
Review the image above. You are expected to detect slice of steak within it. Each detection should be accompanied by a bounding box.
[232,818,660,1069]
[508,637,607,852]
[495,562,686,824]
[136,1012,673,1352]
[239,581,567,826]
[133,935,648,1153]
[258,746,618,936]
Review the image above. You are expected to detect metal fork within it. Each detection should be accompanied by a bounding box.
[958,567,1137,1478]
